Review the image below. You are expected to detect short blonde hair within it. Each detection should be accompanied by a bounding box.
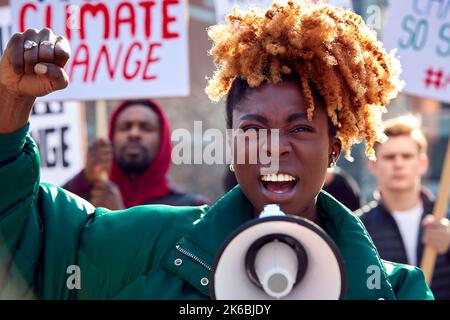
[205,0,404,160]
[379,115,427,154]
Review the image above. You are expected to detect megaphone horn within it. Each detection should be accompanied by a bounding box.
[211,213,346,300]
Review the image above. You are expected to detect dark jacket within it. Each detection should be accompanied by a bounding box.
[63,170,209,207]
[0,125,433,299]
[323,167,362,211]
[358,190,450,299]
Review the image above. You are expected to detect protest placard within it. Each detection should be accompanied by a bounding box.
[29,101,86,186]
[383,0,450,103]
[12,0,189,101]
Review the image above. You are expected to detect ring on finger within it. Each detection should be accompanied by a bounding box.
[40,40,54,47]
[24,40,38,51]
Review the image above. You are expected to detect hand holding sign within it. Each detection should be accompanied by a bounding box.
[0,28,71,133]
[90,179,125,211]
[84,138,113,184]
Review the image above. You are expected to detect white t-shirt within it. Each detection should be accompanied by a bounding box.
[392,203,423,266]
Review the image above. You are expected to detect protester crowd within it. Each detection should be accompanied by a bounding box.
[0,1,449,300]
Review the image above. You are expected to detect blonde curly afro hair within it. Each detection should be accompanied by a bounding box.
[205,0,404,160]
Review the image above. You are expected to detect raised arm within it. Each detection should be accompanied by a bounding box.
[0,29,189,300]
[0,28,70,133]
[0,28,73,299]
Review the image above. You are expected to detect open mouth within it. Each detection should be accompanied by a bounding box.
[260,173,297,194]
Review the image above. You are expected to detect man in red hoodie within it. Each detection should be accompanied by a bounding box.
[63,100,209,209]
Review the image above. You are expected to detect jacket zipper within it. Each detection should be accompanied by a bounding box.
[175,245,211,271]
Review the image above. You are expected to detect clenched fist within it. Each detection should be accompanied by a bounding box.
[0,28,71,133]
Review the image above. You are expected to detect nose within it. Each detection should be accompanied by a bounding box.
[393,155,404,168]
[264,130,292,159]
[128,125,142,139]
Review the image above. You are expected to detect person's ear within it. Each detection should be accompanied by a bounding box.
[328,137,342,168]
[418,152,429,177]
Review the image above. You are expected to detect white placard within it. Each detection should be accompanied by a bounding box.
[29,101,86,186]
[11,0,190,101]
[214,0,354,24]
[0,6,11,56]
[383,0,450,103]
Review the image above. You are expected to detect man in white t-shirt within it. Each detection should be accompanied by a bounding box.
[358,115,450,299]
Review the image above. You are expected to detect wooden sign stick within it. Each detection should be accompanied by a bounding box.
[420,138,450,285]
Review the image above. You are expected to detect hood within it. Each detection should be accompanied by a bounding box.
[108,100,172,208]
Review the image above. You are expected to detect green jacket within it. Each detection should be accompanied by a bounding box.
[0,125,434,300]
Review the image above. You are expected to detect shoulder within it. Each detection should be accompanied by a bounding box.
[382,260,434,300]
[154,192,210,206]
[84,203,206,244]
[333,168,358,184]
[354,200,379,220]
[39,182,206,244]
[147,182,210,206]
[76,204,207,298]
[38,182,95,227]
[38,182,206,266]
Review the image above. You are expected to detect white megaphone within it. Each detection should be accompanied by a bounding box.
[210,204,346,300]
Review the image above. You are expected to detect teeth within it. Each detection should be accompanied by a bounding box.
[261,173,296,182]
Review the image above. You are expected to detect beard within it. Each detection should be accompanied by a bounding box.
[116,144,152,176]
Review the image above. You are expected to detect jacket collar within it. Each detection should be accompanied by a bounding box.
[373,188,435,212]
[162,186,395,299]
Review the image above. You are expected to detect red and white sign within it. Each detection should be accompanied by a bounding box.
[12,0,189,101]
[383,0,450,103]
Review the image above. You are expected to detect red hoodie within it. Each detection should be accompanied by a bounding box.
[63,100,209,208]
[108,100,172,208]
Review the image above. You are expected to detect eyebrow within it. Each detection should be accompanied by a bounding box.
[287,113,308,122]
[381,151,416,157]
[240,114,268,124]
[240,112,309,124]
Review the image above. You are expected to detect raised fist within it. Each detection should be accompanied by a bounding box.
[0,28,71,98]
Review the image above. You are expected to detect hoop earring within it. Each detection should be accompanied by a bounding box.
[229,164,235,172]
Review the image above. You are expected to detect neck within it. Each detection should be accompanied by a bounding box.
[380,186,422,212]
[299,204,321,226]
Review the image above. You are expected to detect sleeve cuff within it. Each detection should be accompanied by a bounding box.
[0,123,30,164]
